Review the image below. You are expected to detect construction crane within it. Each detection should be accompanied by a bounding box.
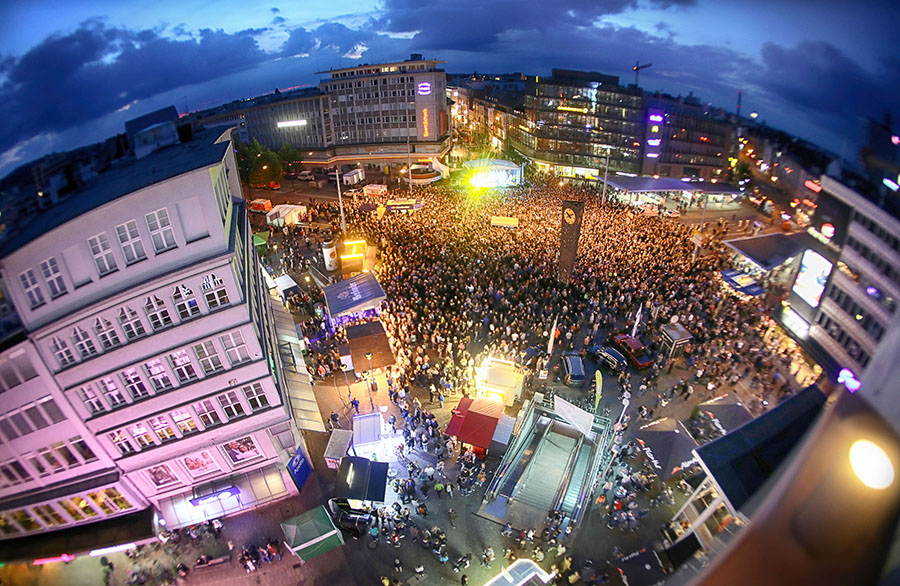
[633,61,652,87]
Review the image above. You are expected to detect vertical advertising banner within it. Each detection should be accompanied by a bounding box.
[559,200,585,282]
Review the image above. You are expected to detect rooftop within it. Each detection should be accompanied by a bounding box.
[0,127,230,257]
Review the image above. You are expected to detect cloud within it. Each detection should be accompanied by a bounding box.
[0,20,270,153]
[342,42,368,59]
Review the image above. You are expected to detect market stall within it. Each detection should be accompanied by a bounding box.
[274,274,301,303]
[446,397,504,457]
[280,506,344,562]
[475,357,524,406]
[333,456,389,505]
[323,429,354,470]
[322,273,386,319]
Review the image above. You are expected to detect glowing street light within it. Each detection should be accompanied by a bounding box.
[849,439,894,490]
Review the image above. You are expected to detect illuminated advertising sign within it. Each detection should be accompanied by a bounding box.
[417,81,432,96]
[792,249,833,308]
[276,120,307,128]
[649,114,663,122]
[422,108,430,138]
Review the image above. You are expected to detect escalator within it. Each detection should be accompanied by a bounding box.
[559,440,594,515]
[499,419,550,498]
[512,431,578,511]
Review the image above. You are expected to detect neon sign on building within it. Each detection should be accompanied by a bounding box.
[417,82,432,96]
[422,108,430,138]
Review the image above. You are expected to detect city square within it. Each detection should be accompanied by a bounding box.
[0,3,899,586]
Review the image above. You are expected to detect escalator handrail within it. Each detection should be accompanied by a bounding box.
[508,420,555,501]
[550,433,584,512]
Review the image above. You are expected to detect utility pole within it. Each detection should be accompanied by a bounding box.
[601,147,611,205]
[633,61,652,87]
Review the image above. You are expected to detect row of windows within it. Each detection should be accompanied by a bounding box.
[18,209,177,310]
[326,73,424,88]
[845,235,900,286]
[106,382,270,457]
[0,397,66,441]
[826,283,887,342]
[0,487,133,535]
[852,210,900,254]
[0,436,98,487]
[334,116,415,127]
[47,273,230,371]
[77,330,252,416]
[816,313,872,368]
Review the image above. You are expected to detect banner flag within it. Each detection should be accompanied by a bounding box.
[559,200,585,282]
[594,369,604,413]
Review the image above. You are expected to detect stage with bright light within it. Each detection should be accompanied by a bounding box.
[463,158,523,188]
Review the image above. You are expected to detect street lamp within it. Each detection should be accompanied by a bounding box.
[365,352,375,408]
[365,351,373,373]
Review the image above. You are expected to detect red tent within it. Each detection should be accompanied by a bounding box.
[446,398,504,450]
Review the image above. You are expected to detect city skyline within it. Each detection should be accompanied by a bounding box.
[1,0,897,178]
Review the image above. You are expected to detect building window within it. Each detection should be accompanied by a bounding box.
[221,331,251,365]
[218,391,245,419]
[202,274,229,309]
[0,417,19,440]
[88,233,118,276]
[171,408,198,435]
[19,269,45,308]
[39,398,66,424]
[149,416,176,442]
[80,385,106,415]
[109,430,136,455]
[129,422,155,448]
[169,349,198,383]
[38,447,64,472]
[69,436,97,462]
[72,326,98,359]
[10,509,41,531]
[89,488,133,513]
[40,257,67,298]
[144,295,173,331]
[10,412,33,435]
[243,382,269,411]
[118,306,146,340]
[0,460,32,486]
[50,336,76,368]
[100,376,127,407]
[194,399,222,428]
[33,504,66,528]
[0,514,21,535]
[94,317,121,349]
[50,441,79,468]
[57,499,84,520]
[173,285,201,320]
[65,496,98,518]
[144,358,173,392]
[115,220,147,264]
[194,341,223,375]
[27,455,47,476]
[145,208,177,253]
[121,368,149,399]
[24,405,49,430]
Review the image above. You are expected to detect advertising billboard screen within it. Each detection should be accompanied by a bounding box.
[792,249,833,308]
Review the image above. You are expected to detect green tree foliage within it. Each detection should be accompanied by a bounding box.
[235,139,283,186]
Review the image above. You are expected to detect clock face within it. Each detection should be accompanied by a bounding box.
[564,208,576,224]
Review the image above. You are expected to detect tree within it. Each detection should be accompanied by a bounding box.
[235,139,265,185]
[277,142,301,170]
[249,150,283,186]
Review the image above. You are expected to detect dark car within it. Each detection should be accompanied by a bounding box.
[587,345,628,372]
[327,499,372,535]
[561,352,586,387]
[611,333,654,369]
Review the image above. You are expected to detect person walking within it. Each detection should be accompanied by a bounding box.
[448,508,458,528]
[393,558,403,573]
[350,397,360,414]
[461,575,469,586]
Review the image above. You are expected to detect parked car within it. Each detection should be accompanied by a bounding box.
[638,202,659,216]
[298,170,315,181]
[561,351,586,387]
[611,333,654,369]
[587,345,628,372]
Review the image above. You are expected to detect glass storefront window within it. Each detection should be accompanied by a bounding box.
[0,514,20,535]
[11,509,40,531]
[33,504,66,527]
[58,499,83,520]
[88,490,115,514]
[67,496,98,518]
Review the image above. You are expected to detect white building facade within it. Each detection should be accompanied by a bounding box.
[0,126,323,544]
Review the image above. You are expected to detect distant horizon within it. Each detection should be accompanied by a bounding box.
[1,1,895,178]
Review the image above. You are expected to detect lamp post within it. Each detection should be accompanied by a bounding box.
[365,351,374,373]
[365,351,375,408]
[601,146,611,205]
[334,169,346,235]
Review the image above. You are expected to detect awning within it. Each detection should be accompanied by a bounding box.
[333,457,388,503]
[726,231,820,271]
[721,268,766,296]
[275,274,301,300]
[352,412,384,447]
[634,418,699,480]
[270,297,325,431]
[253,231,271,247]
[694,385,826,520]
[322,273,386,318]
[694,395,755,435]
[281,506,344,562]
[614,547,668,586]
[602,175,695,192]
[0,508,155,564]
[446,398,503,449]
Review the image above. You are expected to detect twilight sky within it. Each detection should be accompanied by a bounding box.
[1,0,897,178]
